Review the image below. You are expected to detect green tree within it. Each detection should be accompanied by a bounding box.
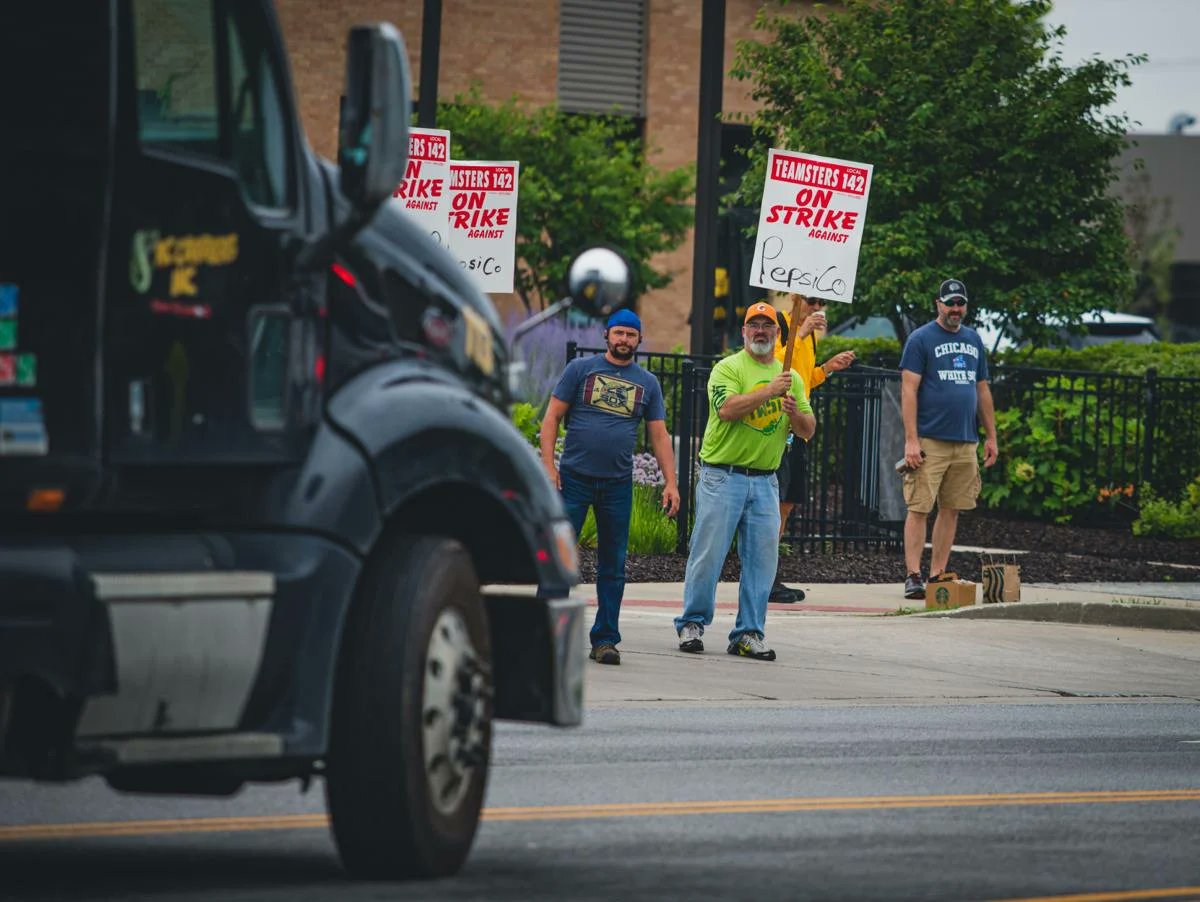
[730,0,1142,343]
[438,92,694,313]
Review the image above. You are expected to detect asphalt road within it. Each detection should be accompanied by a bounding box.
[2,614,1199,902]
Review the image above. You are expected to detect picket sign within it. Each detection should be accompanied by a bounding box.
[447,160,520,295]
[392,128,452,247]
[750,149,874,304]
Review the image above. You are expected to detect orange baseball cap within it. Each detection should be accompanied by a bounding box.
[744,301,778,324]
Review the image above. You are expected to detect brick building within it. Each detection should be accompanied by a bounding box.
[275,0,808,351]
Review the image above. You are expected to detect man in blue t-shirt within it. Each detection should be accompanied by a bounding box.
[898,279,999,600]
[539,309,680,665]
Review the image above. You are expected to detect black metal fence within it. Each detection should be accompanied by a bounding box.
[566,344,902,552]
[989,365,1200,500]
[563,345,1200,549]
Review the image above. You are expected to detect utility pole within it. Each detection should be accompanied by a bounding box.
[417,0,442,128]
[689,0,725,357]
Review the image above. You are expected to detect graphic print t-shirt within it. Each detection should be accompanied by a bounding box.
[899,321,990,442]
[553,356,666,478]
[698,350,812,472]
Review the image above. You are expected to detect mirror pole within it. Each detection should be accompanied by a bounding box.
[511,298,573,351]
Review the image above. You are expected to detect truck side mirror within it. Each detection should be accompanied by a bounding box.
[565,246,633,318]
[508,247,635,369]
[338,23,411,210]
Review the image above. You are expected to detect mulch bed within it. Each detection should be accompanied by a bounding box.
[577,511,1200,584]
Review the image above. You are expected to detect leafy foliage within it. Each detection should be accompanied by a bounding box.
[818,335,902,368]
[505,313,601,405]
[980,376,1141,522]
[818,337,1200,378]
[1133,477,1200,539]
[508,400,678,554]
[509,401,545,447]
[995,340,1200,378]
[730,0,1140,342]
[576,485,678,554]
[438,91,694,313]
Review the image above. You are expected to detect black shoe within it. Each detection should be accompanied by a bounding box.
[769,580,805,603]
[904,572,926,599]
[589,644,621,665]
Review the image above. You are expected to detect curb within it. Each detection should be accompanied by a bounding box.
[924,601,1200,632]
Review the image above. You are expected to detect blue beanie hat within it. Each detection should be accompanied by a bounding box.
[606,309,642,332]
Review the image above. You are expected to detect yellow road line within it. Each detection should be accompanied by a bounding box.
[996,887,1200,902]
[482,789,1200,821]
[1,788,1198,841]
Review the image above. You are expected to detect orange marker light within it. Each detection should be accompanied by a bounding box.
[26,488,65,512]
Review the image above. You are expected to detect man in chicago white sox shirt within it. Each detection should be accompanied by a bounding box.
[898,279,999,600]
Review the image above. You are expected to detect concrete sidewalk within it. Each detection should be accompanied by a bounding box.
[574,580,1200,630]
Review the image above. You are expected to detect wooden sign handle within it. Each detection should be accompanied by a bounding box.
[781,294,804,373]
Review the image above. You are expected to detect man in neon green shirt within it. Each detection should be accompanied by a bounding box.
[674,301,815,661]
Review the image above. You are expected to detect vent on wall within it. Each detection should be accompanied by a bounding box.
[558,0,647,117]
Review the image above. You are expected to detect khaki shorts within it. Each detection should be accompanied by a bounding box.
[902,437,981,514]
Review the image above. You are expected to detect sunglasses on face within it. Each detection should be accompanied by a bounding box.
[807,299,827,308]
[941,298,967,308]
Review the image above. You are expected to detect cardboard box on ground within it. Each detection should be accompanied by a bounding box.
[925,572,977,610]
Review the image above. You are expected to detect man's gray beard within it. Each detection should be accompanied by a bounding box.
[940,313,962,331]
[748,337,773,355]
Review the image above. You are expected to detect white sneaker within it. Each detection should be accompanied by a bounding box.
[727,632,776,661]
[677,622,704,653]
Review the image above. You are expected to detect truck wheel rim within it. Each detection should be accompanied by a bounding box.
[423,608,486,815]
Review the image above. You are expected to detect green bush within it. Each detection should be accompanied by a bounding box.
[510,401,543,447]
[1133,477,1200,539]
[979,376,1141,523]
[995,341,1200,378]
[815,334,1200,377]
[819,336,901,369]
[576,484,677,554]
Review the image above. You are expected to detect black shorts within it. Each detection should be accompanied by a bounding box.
[775,438,809,504]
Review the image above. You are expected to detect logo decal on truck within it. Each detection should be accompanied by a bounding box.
[130,230,240,301]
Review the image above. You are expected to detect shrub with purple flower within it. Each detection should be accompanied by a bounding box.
[504,311,601,405]
[631,451,664,487]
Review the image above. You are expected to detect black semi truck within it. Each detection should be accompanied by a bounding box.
[0,1,626,878]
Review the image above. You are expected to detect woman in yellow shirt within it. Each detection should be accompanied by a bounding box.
[770,293,856,602]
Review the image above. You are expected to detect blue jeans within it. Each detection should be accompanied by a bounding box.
[559,468,633,648]
[675,465,781,643]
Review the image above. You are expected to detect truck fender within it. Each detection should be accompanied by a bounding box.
[326,363,571,590]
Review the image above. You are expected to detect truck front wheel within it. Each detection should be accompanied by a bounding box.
[326,534,492,879]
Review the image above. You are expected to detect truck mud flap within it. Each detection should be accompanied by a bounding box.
[484,592,584,726]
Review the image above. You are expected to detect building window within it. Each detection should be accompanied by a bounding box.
[558,0,647,117]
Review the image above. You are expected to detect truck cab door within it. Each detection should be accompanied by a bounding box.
[106,0,319,466]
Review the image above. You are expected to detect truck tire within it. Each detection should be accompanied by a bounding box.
[326,533,492,879]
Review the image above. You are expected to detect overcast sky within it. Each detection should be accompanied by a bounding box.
[1045,0,1200,134]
